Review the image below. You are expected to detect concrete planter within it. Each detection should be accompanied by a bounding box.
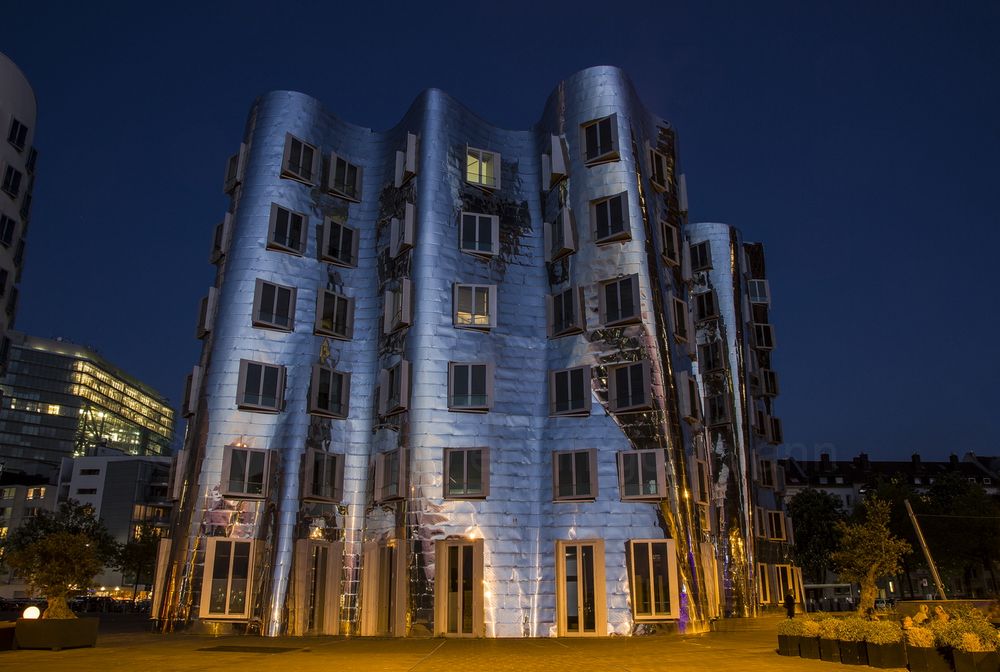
[866,641,907,669]
[819,637,841,662]
[798,636,821,659]
[776,634,799,656]
[906,645,952,672]
[837,640,868,665]
[953,650,999,672]
[13,618,99,650]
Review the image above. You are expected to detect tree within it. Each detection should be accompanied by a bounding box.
[786,488,844,583]
[1,500,119,618]
[115,525,160,603]
[831,496,911,614]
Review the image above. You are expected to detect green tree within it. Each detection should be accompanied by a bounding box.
[1,500,119,618]
[115,525,160,603]
[786,488,844,582]
[831,496,912,614]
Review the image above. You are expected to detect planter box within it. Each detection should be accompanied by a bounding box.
[799,636,821,659]
[819,637,841,662]
[866,641,907,669]
[776,634,799,656]
[838,640,868,665]
[906,645,952,672]
[954,650,1000,672]
[13,618,99,650]
[0,621,14,651]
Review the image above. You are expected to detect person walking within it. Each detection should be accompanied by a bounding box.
[784,591,796,618]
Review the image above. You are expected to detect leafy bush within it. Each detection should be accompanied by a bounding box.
[801,619,821,637]
[777,618,807,636]
[838,617,869,642]
[865,620,903,645]
[957,633,994,653]
[906,626,935,648]
[818,618,842,639]
[933,613,999,651]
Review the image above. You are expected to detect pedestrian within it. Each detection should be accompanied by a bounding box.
[784,590,796,619]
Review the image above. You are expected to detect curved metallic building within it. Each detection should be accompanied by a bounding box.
[156,66,777,637]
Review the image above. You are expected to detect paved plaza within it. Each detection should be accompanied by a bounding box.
[0,616,869,672]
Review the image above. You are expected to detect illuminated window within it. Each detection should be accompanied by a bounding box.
[544,207,576,262]
[222,445,270,497]
[648,145,669,192]
[327,152,362,202]
[453,284,496,329]
[200,538,256,619]
[553,449,598,501]
[252,279,296,331]
[26,487,45,500]
[466,147,500,189]
[0,488,14,500]
[281,133,318,185]
[308,365,350,419]
[618,451,666,500]
[236,360,285,413]
[448,362,493,412]
[591,192,630,244]
[628,539,678,619]
[581,114,619,165]
[320,216,359,267]
[0,527,7,539]
[549,366,591,416]
[0,214,15,247]
[7,118,28,151]
[383,279,412,334]
[547,286,585,338]
[267,203,307,255]
[598,275,640,327]
[304,451,344,502]
[690,241,712,271]
[378,360,410,417]
[315,290,353,340]
[46,404,60,415]
[459,212,499,257]
[1,165,21,199]
[444,447,489,499]
[607,362,651,413]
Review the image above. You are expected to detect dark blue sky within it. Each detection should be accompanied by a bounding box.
[1,1,997,460]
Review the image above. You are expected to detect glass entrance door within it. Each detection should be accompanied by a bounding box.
[292,539,342,635]
[557,540,606,636]
[306,544,328,632]
[446,544,474,635]
[435,539,483,636]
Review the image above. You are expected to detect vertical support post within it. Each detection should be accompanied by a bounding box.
[904,499,947,601]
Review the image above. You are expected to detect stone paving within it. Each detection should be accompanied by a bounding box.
[0,616,872,672]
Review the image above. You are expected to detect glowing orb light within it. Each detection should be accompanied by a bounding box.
[22,605,41,620]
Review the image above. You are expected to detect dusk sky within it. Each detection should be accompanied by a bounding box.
[1,1,997,460]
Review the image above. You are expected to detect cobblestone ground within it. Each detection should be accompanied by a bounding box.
[1,616,891,672]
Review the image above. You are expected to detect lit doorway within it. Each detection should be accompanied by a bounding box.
[434,539,484,636]
[361,540,407,636]
[291,539,342,635]
[555,539,606,636]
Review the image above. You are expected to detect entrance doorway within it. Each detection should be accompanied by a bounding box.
[361,540,407,636]
[555,539,606,636]
[292,539,342,635]
[434,539,484,636]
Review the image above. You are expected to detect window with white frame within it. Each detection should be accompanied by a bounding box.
[754,506,766,537]
[757,563,772,604]
[320,216,359,267]
[1,165,22,199]
[671,296,690,342]
[223,143,246,193]
[694,291,717,322]
[753,323,776,350]
[466,147,500,189]
[448,362,493,412]
[599,275,640,327]
[374,449,406,502]
[549,365,591,416]
[619,450,666,499]
[591,192,630,244]
[544,207,576,262]
[304,451,344,502]
[444,447,489,499]
[378,360,410,416]
[697,341,725,372]
[553,449,598,501]
[453,283,496,329]
[459,212,499,257]
[237,360,285,412]
[281,134,319,184]
[308,365,350,419]
[0,214,15,247]
[7,118,28,152]
[748,279,770,305]
[383,279,412,333]
[315,289,353,340]
[267,203,307,255]
[628,539,678,619]
[648,145,669,192]
[222,444,269,496]
[608,361,651,412]
[661,219,680,266]
[201,538,255,619]
[753,409,768,436]
[769,417,784,445]
[581,114,619,164]
[705,394,730,426]
[327,153,362,202]
[760,369,779,396]
[768,510,786,540]
[678,372,701,424]
[548,286,585,338]
[690,241,712,271]
[759,459,775,488]
[390,202,415,258]
[252,279,296,331]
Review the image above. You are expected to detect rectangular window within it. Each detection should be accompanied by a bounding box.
[599,275,640,327]
[695,459,710,504]
[210,213,233,263]
[553,449,598,501]
[2,165,22,199]
[223,142,246,194]
[281,133,318,184]
[679,372,701,424]
[237,359,285,412]
[200,538,255,619]
[459,212,499,256]
[79,468,100,476]
[378,360,411,416]
[705,394,730,426]
[757,564,772,604]
[7,118,28,151]
[383,279,413,333]
[549,365,591,416]
[0,214,15,247]
[591,192,630,244]
[671,296,689,342]
[2,285,15,317]
[196,286,218,339]
[1,487,16,500]
[541,133,569,189]
[661,219,680,266]
[648,145,669,192]
[182,366,202,418]
[694,291,717,322]
[315,289,353,340]
[544,207,576,262]
[466,147,500,189]
[453,284,497,329]
[690,241,712,271]
[320,217,359,267]
[267,203,307,255]
[748,279,770,305]
[308,365,351,419]
[448,362,493,412]
[0,267,7,298]
[390,202,415,258]
[222,445,270,496]
[444,447,489,499]
[25,147,37,174]
[327,152,362,202]
[76,488,98,495]
[753,323,776,350]
[374,449,406,502]
[618,450,666,499]
[753,409,768,436]
[394,132,418,187]
[304,451,344,502]
[768,510,786,540]
[759,459,775,488]
[252,279,296,331]
[760,369,779,396]
[697,341,725,372]
[768,416,784,445]
[628,539,678,619]
[608,361,651,412]
[581,114,619,165]
[548,286,586,338]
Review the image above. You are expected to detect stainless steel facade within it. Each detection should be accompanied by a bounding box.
[158,66,783,637]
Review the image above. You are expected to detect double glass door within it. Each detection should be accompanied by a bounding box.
[435,539,483,636]
[556,540,606,636]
